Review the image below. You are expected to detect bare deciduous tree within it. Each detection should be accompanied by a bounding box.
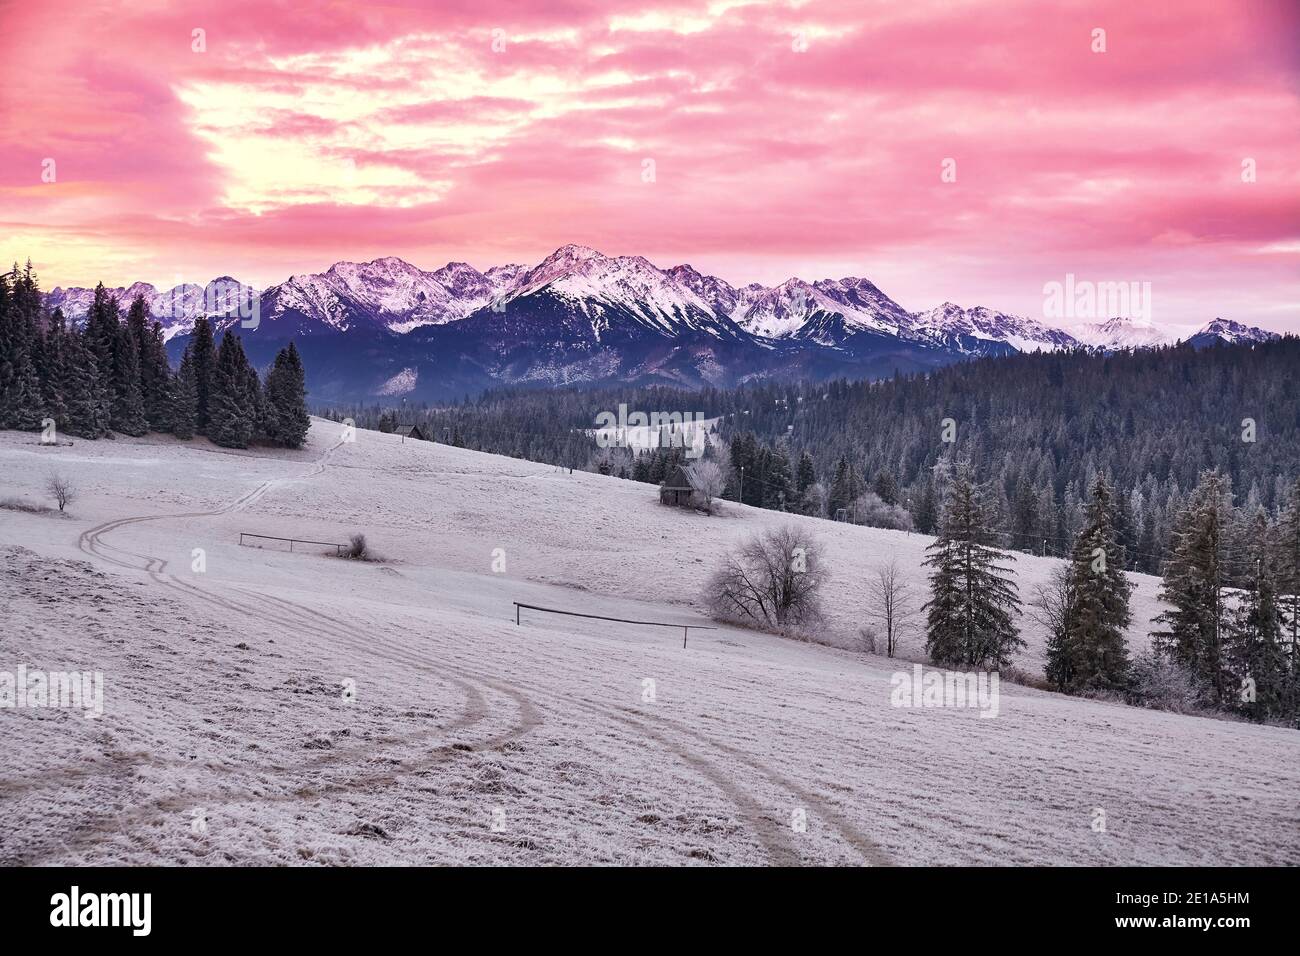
[869,557,917,657]
[686,460,727,513]
[706,526,828,630]
[46,472,76,513]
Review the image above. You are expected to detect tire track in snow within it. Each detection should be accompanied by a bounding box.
[29,432,542,856]
[59,429,885,865]
[246,589,835,865]
[358,618,893,864]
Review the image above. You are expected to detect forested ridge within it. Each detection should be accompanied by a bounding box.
[324,337,1300,572]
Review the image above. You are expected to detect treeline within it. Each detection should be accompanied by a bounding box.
[925,463,1300,725]
[333,339,1300,573]
[0,262,309,449]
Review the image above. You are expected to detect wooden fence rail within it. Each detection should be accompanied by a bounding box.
[512,601,717,648]
[239,532,349,556]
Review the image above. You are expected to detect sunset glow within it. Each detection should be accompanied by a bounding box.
[2,0,1298,327]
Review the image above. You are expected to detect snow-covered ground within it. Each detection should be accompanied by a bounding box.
[1,421,1297,866]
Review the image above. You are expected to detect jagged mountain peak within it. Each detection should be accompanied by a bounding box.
[1190,317,1279,345]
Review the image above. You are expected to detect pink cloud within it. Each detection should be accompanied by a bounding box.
[0,0,1296,329]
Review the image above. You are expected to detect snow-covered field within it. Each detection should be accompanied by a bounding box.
[1,420,1297,866]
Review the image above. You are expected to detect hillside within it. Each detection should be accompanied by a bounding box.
[2,421,1298,865]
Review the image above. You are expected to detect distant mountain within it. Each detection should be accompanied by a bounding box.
[43,246,1282,401]
[1185,317,1280,348]
[1070,317,1169,349]
[911,302,1077,356]
[46,277,258,342]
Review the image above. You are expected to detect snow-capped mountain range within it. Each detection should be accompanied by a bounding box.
[44,245,1281,401]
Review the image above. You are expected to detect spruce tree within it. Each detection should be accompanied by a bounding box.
[0,266,46,431]
[794,451,816,512]
[1057,476,1133,692]
[1154,469,1235,704]
[1042,567,1078,692]
[873,468,898,506]
[207,331,257,448]
[263,342,310,447]
[189,316,217,434]
[923,462,1024,669]
[828,455,863,518]
[1228,507,1287,720]
[4,354,46,431]
[60,325,111,438]
[39,310,71,432]
[82,284,119,383]
[127,295,171,430]
[109,317,148,436]
[1278,478,1300,659]
[171,347,199,440]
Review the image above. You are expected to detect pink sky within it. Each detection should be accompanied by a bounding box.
[2,0,1297,329]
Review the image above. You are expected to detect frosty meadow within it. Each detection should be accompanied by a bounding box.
[3,417,1298,868]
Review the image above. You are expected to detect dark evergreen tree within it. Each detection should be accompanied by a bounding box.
[38,309,71,431]
[790,450,816,513]
[82,284,119,384]
[872,468,898,506]
[0,264,46,430]
[207,332,258,448]
[761,446,793,510]
[171,347,199,440]
[127,295,171,430]
[1054,476,1133,692]
[64,325,111,438]
[913,479,938,535]
[1278,478,1300,659]
[828,455,863,518]
[189,316,217,434]
[1154,469,1235,704]
[923,462,1024,669]
[108,315,148,436]
[1228,507,1288,720]
[262,341,310,448]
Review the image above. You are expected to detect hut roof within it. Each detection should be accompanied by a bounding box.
[662,464,694,490]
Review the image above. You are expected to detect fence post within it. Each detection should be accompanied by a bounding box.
[683,626,688,649]
[516,603,520,625]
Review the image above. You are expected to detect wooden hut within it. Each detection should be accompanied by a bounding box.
[660,465,696,508]
[394,424,427,441]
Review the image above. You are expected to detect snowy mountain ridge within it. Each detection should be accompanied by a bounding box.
[40,247,1282,401]
[45,245,1278,353]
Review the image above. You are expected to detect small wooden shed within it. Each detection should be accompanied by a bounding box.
[395,424,427,441]
[660,465,695,508]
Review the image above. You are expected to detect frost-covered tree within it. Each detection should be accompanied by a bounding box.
[170,346,199,440]
[685,459,726,513]
[1056,476,1133,693]
[1228,507,1288,720]
[706,526,828,630]
[1154,469,1235,704]
[922,462,1023,669]
[207,331,258,448]
[263,341,310,448]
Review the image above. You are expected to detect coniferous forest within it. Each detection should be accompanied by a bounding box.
[326,337,1300,574]
[0,262,310,449]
